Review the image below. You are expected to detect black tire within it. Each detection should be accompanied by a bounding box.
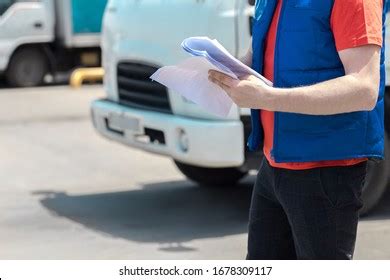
[174,160,248,187]
[6,46,49,87]
[360,135,390,215]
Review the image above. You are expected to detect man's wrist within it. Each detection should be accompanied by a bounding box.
[253,83,278,110]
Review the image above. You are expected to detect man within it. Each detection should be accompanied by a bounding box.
[209,0,385,260]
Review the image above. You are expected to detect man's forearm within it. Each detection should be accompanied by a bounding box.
[259,74,379,115]
[219,41,380,115]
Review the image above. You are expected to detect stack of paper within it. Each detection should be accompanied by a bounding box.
[150,37,272,117]
[182,37,272,84]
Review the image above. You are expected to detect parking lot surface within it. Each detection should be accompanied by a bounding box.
[0,85,389,259]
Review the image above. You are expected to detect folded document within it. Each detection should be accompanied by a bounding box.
[150,37,272,117]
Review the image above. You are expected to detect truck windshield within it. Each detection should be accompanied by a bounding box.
[0,0,15,15]
[0,0,39,16]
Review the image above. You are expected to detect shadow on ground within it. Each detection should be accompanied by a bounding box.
[33,177,390,246]
[34,178,255,245]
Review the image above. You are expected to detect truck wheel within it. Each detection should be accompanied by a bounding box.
[6,47,49,87]
[174,161,248,187]
[360,135,390,216]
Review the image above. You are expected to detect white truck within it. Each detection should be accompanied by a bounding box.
[0,0,107,87]
[91,0,390,215]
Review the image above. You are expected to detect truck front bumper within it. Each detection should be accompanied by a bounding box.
[91,99,245,168]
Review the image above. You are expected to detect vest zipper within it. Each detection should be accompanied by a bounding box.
[271,0,287,163]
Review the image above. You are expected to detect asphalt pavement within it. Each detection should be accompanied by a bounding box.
[0,85,389,259]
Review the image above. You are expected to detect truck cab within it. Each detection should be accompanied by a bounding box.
[92,0,390,215]
[93,0,255,174]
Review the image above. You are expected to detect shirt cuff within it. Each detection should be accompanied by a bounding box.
[336,36,383,52]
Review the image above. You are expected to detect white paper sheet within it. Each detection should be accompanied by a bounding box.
[151,57,236,117]
[150,37,273,117]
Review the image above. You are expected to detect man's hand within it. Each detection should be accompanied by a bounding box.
[208,70,272,109]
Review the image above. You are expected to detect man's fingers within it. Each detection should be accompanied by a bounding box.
[208,70,237,87]
[220,84,232,97]
[208,76,226,88]
[208,76,233,97]
[243,75,258,82]
[209,76,231,93]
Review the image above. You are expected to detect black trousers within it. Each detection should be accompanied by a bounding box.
[246,157,368,260]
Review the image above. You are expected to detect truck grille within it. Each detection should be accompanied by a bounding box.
[117,62,172,114]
